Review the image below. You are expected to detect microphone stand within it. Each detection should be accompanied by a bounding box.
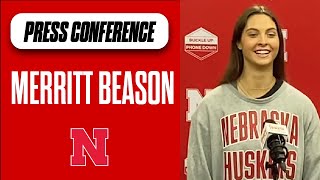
[262,120,289,180]
[265,162,279,180]
[266,134,288,180]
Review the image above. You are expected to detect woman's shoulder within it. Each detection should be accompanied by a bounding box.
[200,83,235,105]
[204,83,231,95]
[192,84,233,118]
[282,81,315,105]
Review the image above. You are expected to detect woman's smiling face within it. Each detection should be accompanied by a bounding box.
[238,14,280,69]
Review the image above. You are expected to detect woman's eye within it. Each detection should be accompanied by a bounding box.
[248,33,257,37]
[267,33,277,37]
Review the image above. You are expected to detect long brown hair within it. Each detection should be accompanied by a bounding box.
[220,5,285,85]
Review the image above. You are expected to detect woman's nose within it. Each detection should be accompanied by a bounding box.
[258,35,268,46]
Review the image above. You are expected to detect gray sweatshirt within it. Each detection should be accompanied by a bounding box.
[187,81,320,180]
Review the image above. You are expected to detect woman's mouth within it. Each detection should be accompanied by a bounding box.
[254,50,271,58]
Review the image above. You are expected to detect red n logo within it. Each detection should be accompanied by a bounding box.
[70,128,109,166]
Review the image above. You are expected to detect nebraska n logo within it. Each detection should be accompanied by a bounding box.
[70,128,109,166]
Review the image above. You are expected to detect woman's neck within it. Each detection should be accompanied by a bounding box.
[239,65,275,89]
[239,73,275,90]
[237,68,276,99]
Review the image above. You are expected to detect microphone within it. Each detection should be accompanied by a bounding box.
[261,119,289,180]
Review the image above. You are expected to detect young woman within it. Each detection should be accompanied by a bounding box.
[187,5,320,180]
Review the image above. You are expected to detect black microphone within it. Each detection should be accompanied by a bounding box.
[261,119,289,180]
